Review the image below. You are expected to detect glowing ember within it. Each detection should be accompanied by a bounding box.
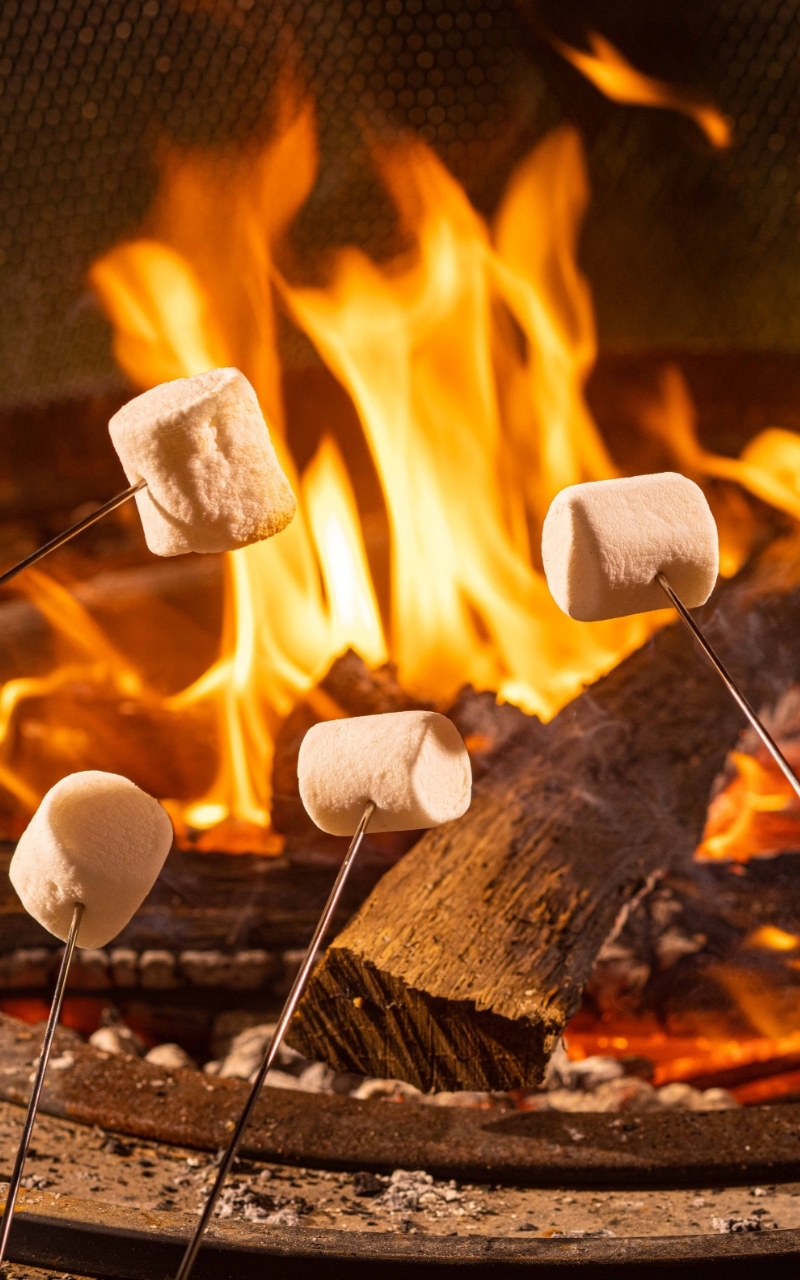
[564,1013,800,1098]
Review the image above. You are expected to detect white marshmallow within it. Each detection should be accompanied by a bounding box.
[542,473,719,622]
[298,711,472,836]
[9,772,173,949]
[109,367,296,556]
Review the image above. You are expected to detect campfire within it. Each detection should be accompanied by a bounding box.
[5,0,800,1174]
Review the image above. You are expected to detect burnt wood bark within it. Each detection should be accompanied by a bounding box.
[0,846,389,954]
[287,571,800,1091]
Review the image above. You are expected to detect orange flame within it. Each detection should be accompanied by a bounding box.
[696,749,800,863]
[0,88,796,849]
[744,926,800,952]
[84,101,668,837]
[282,126,659,711]
[552,32,732,149]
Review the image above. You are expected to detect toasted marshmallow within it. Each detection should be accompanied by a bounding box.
[9,772,173,948]
[109,367,296,556]
[298,710,472,836]
[542,473,719,621]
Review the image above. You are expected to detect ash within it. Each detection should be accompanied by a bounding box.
[711,1215,773,1233]
[211,1170,308,1226]
[2,1101,798,1243]
[198,1020,737,1114]
[376,1170,462,1214]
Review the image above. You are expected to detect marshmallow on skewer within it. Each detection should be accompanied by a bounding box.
[109,367,296,556]
[9,772,173,948]
[298,710,472,836]
[542,473,719,622]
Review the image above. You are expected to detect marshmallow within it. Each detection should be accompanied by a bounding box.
[109,367,296,556]
[298,711,472,836]
[9,772,174,948]
[542,473,719,622]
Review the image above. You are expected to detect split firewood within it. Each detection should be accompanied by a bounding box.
[287,568,800,1091]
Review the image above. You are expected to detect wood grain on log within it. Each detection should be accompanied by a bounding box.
[287,572,800,1092]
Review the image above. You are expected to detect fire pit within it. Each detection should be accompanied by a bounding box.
[5,0,800,1275]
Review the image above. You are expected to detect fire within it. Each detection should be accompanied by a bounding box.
[23,99,668,841]
[565,1012,800,1100]
[745,926,800,952]
[0,87,798,849]
[301,436,387,671]
[551,31,732,149]
[281,126,656,708]
[696,747,800,863]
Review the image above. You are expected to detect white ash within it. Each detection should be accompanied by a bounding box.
[351,1078,426,1102]
[89,1025,144,1057]
[194,1022,739,1113]
[49,1051,75,1072]
[145,1043,196,1071]
[545,1041,626,1091]
[212,1023,305,1080]
[711,1215,772,1233]
[424,1090,514,1110]
[211,1177,308,1225]
[210,1023,357,1094]
[377,1170,462,1214]
[3,1099,799,1241]
[656,1083,736,1111]
[532,1077,736,1113]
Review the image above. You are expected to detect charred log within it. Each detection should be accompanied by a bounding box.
[287,571,800,1092]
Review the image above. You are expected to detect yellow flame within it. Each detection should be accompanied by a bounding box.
[637,364,800,577]
[0,86,798,848]
[283,128,661,714]
[744,926,800,953]
[302,436,387,669]
[552,32,732,148]
[90,96,338,836]
[696,750,800,863]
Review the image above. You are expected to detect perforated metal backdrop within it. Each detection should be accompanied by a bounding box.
[2,0,800,402]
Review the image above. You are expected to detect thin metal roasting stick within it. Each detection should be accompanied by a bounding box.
[0,479,146,590]
[173,800,377,1280]
[656,571,800,804]
[0,901,84,1264]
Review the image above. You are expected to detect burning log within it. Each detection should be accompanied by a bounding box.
[288,571,800,1092]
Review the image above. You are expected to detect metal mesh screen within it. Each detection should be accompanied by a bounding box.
[2,0,800,402]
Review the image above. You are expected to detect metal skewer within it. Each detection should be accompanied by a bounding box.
[0,901,84,1265]
[656,572,800,803]
[0,479,146,590]
[173,800,377,1280]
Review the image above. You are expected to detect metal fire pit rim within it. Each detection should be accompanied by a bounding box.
[4,1016,800,1192]
[5,1185,800,1279]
